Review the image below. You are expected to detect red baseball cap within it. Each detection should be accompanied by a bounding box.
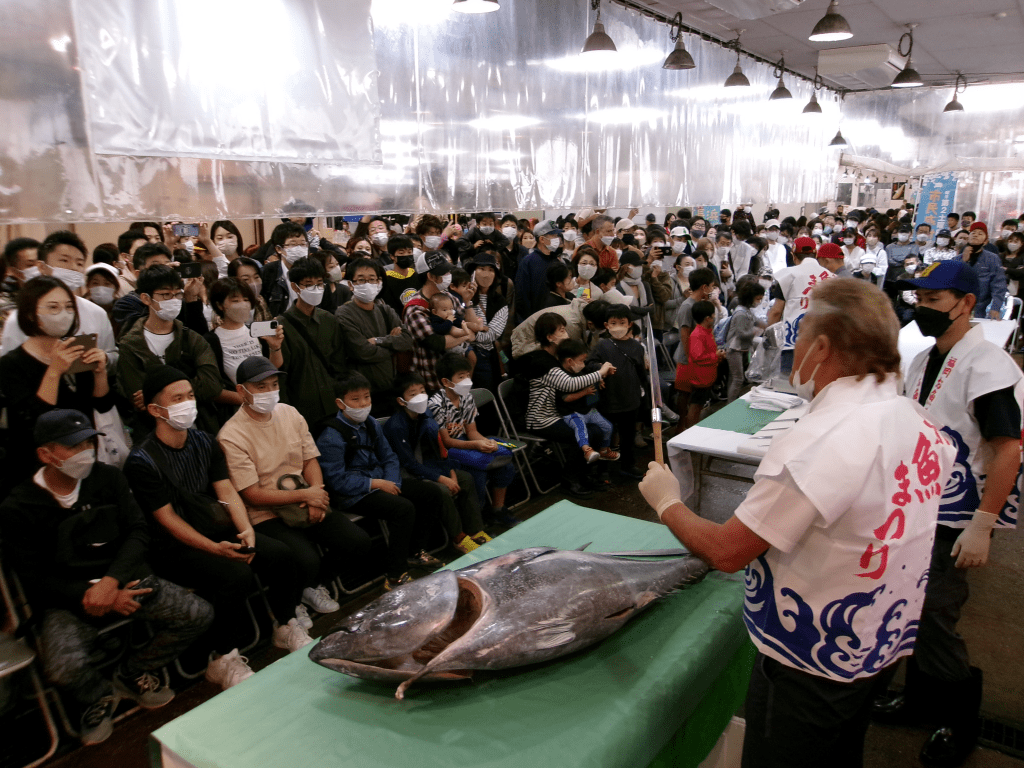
[817,242,844,261]
[969,221,988,235]
[793,236,817,254]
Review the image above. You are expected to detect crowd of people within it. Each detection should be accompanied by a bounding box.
[0,202,1022,753]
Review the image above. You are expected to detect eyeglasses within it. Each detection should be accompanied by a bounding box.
[39,301,74,315]
[352,277,380,286]
[153,291,185,301]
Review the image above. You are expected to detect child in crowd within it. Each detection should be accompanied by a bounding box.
[429,293,472,345]
[724,280,766,403]
[586,304,648,479]
[556,339,619,463]
[429,353,518,527]
[383,372,492,555]
[675,300,726,425]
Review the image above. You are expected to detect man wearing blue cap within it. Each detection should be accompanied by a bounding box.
[0,409,213,746]
[873,260,1024,767]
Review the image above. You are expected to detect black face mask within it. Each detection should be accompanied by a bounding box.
[396,256,414,269]
[913,303,959,338]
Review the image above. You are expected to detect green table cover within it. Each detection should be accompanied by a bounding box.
[151,502,751,768]
[696,399,782,435]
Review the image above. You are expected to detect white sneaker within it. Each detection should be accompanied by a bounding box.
[273,619,313,653]
[295,604,313,630]
[204,649,255,690]
[302,585,340,614]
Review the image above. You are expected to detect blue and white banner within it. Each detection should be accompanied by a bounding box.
[915,172,958,232]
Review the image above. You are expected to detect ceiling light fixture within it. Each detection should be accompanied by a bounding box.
[943,73,966,112]
[581,0,617,57]
[829,91,848,146]
[809,0,853,42]
[892,29,923,88]
[662,12,696,70]
[452,0,500,12]
[803,68,823,113]
[723,32,750,87]
[769,54,793,100]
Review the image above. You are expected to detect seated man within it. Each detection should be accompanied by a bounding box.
[124,366,312,692]
[383,372,489,555]
[0,410,213,746]
[316,371,444,590]
[112,242,208,338]
[217,356,372,607]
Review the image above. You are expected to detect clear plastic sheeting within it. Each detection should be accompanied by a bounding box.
[2,0,840,224]
[72,0,381,165]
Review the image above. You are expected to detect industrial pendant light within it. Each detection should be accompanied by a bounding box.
[803,68,824,113]
[943,73,966,112]
[581,0,617,57]
[452,0,500,12]
[809,1,853,42]
[829,91,848,146]
[892,29,923,88]
[723,33,750,87]
[662,13,696,70]
[769,55,793,100]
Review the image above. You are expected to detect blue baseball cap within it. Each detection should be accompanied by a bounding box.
[895,259,979,295]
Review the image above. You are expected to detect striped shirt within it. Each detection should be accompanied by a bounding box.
[428,390,478,439]
[471,293,509,351]
[526,365,602,430]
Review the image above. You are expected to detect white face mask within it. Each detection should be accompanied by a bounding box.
[635,234,646,246]
[160,400,198,430]
[501,226,517,239]
[478,226,494,236]
[916,233,929,243]
[402,393,429,414]
[225,302,251,324]
[89,285,115,305]
[715,246,730,257]
[671,241,686,254]
[449,378,473,397]
[353,282,382,303]
[936,237,950,247]
[843,238,854,246]
[1009,242,1022,254]
[563,229,577,242]
[601,236,614,246]
[328,266,343,283]
[283,245,308,264]
[628,265,643,280]
[298,285,325,306]
[343,404,371,423]
[766,231,780,242]
[217,238,238,256]
[547,237,561,250]
[1000,230,1013,240]
[424,236,442,250]
[51,266,85,291]
[412,247,424,259]
[812,228,823,237]
[866,237,879,247]
[39,310,75,338]
[846,220,858,230]
[436,273,452,290]
[247,389,279,414]
[153,298,182,322]
[54,447,96,480]
[790,345,821,401]
[905,262,919,273]
[182,240,195,254]
[897,233,910,243]
[577,263,597,281]
[778,236,789,245]
[20,265,41,281]
[681,265,695,278]
[371,232,389,247]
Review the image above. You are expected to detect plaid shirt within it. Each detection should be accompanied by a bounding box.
[403,293,443,392]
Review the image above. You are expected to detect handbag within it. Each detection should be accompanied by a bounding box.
[271,473,320,528]
[94,407,131,469]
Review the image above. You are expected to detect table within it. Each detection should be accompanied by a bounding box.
[151,502,754,768]
[898,319,1017,379]
[667,398,788,508]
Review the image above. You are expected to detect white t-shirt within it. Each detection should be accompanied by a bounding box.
[33,467,80,508]
[215,325,261,384]
[143,328,175,362]
[737,374,955,681]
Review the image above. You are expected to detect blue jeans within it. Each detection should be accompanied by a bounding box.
[448,447,518,511]
[563,410,613,449]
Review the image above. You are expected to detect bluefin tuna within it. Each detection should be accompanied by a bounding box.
[309,546,709,699]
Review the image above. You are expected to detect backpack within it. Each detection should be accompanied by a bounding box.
[313,416,380,464]
[713,314,732,347]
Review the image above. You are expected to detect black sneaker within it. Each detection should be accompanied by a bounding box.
[484,506,520,527]
[112,670,175,708]
[79,695,115,745]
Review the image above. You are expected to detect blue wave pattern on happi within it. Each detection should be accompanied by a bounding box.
[937,426,1018,527]
[782,314,802,349]
[743,556,922,680]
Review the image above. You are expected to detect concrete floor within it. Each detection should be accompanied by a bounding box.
[27,432,1024,768]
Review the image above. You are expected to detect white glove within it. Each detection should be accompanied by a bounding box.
[951,510,998,568]
[639,461,682,520]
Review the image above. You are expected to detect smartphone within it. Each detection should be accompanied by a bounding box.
[175,261,203,279]
[250,320,278,338]
[173,223,199,238]
[237,546,256,555]
[66,333,98,374]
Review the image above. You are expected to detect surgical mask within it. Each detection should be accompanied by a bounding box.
[437,273,453,290]
[501,226,517,239]
[343,405,371,423]
[299,285,324,306]
[160,400,198,430]
[601,236,614,246]
[225,302,251,324]
[89,285,115,305]
[547,237,561,250]
[479,226,494,236]
[449,378,473,397]
[914,304,959,338]
[846,220,858,230]
[681,266,695,278]
[577,263,597,281]
[905,263,918,273]
[563,229,577,242]
[402,393,429,414]
[51,266,85,291]
[823,225,833,235]
[353,282,382,303]
[812,228,823,237]
[154,298,182,321]
[715,247,730,257]
[183,240,195,254]
[635,234,646,245]
[218,238,238,256]
[766,232,779,242]
[54,447,96,480]
[860,262,876,273]
[866,237,879,247]
[628,265,643,280]
[283,245,307,264]
[412,247,424,260]
[327,266,343,283]
[247,389,279,414]
[424,236,442,249]
[690,228,705,238]
[916,233,929,243]
[1000,230,1013,240]
[843,238,854,246]
[39,310,75,338]
[371,232,389,247]
[608,326,629,339]
[19,266,41,281]
[671,241,686,254]
[936,237,950,247]
[897,233,910,243]
[651,260,665,271]
[790,347,821,401]
[1009,242,1022,254]
[778,236,789,245]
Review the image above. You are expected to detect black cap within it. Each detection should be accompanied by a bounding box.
[143,364,190,405]
[619,251,643,267]
[236,356,283,385]
[843,227,858,237]
[424,250,452,276]
[466,252,498,271]
[937,228,952,238]
[34,409,104,447]
[898,222,913,233]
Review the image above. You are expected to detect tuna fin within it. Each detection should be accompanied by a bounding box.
[599,549,691,558]
[575,542,592,551]
[532,618,577,649]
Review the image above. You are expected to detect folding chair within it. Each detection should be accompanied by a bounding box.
[494,380,563,496]
[1002,295,1022,350]
[469,388,532,510]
